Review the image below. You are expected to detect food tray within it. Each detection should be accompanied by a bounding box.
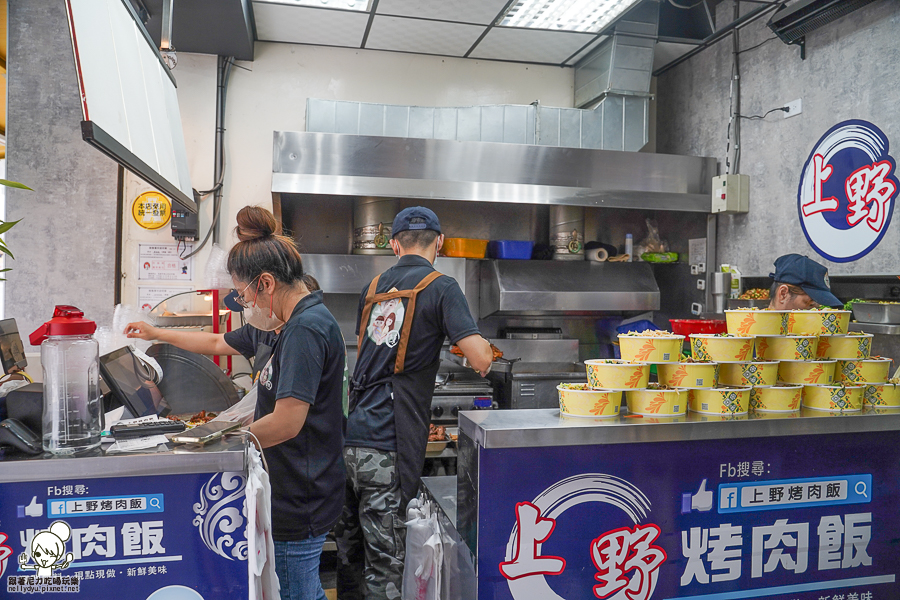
[852,302,900,324]
[425,436,450,453]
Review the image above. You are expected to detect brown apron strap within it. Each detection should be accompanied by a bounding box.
[357,274,382,350]
[393,271,443,373]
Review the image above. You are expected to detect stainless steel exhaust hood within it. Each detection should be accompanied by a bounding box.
[272,132,717,212]
[480,261,659,316]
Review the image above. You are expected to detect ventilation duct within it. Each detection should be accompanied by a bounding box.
[768,0,879,45]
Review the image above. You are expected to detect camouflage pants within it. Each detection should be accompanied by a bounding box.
[335,447,405,600]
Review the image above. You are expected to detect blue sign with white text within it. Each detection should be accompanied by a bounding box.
[477,431,900,600]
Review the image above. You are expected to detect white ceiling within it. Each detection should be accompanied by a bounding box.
[252,0,607,66]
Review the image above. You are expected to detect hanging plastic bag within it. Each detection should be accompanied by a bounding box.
[404,499,443,600]
[204,244,232,290]
[212,384,258,426]
[635,218,668,261]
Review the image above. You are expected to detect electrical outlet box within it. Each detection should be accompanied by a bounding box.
[712,174,750,213]
[784,98,802,119]
[697,279,706,290]
[171,206,199,241]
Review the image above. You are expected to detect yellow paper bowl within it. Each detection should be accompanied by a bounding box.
[558,384,621,418]
[718,360,779,386]
[689,387,751,415]
[754,335,819,361]
[618,334,684,363]
[689,335,754,362]
[786,310,851,335]
[836,358,893,383]
[725,310,787,336]
[802,384,865,412]
[816,334,873,359]
[657,362,718,389]
[585,359,650,390]
[625,388,688,416]
[863,382,900,407]
[777,359,837,385]
[750,385,803,413]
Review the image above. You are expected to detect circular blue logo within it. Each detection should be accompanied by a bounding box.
[797,120,898,262]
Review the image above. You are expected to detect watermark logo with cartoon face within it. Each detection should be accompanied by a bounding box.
[8,521,80,593]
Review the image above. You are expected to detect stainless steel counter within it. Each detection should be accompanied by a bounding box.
[421,475,457,525]
[459,407,900,448]
[0,434,248,483]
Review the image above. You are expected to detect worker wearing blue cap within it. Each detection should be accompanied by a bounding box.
[768,254,842,309]
[336,206,492,600]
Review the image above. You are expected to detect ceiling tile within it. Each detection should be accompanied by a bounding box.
[470,27,596,64]
[252,2,369,47]
[566,35,607,66]
[366,15,486,56]
[375,0,509,25]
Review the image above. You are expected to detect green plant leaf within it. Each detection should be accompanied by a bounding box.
[0,243,15,260]
[0,219,22,235]
[0,179,32,191]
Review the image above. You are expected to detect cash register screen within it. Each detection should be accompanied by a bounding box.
[99,346,170,417]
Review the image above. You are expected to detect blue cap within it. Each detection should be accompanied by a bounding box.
[769,254,841,307]
[392,206,441,238]
[223,289,244,312]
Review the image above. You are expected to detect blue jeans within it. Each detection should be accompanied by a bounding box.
[274,534,328,600]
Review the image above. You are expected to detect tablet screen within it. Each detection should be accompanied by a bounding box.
[99,347,170,417]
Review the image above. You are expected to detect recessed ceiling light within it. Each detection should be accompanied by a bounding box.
[498,0,643,33]
[263,0,371,11]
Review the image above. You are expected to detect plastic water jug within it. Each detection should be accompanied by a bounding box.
[29,306,101,454]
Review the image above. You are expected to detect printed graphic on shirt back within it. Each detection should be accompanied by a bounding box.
[366,296,405,349]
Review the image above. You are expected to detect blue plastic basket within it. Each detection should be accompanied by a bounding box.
[488,240,534,260]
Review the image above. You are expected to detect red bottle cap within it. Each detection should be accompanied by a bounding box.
[29,305,97,345]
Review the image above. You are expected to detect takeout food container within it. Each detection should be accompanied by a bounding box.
[755,335,818,361]
[690,334,754,362]
[718,360,779,386]
[557,384,621,418]
[786,310,851,335]
[688,387,751,415]
[617,334,684,363]
[657,362,718,389]
[777,359,836,385]
[441,238,488,259]
[802,384,864,412]
[749,385,803,413]
[725,309,787,336]
[851,301,900,324]
[585,359,650,390]
[863,382,900,407]
[836,358,893,383]
[625,388,688,416]
[816,334,873,359]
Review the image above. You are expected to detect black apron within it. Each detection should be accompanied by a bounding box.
[352,270,444,512]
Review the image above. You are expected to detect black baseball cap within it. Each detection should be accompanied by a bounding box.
[224,289,244,312]
[769,254,841,307]
[392,206,441,238]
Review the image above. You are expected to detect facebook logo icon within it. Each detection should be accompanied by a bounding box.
[720,487,739,509]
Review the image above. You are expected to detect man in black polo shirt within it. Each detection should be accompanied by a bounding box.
[335,207,492,600]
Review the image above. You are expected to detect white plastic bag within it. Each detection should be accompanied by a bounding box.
[404,500,443,600]
[246,446,280,600]
[204,244,232,290]
[211,385,257,426]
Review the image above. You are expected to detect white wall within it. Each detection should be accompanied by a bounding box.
[121,42,575,307]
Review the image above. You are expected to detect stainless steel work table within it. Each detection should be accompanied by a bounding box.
[456,408,900,600]
[0,434,254,597]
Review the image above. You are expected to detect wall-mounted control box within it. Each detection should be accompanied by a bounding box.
[711,174,750,213]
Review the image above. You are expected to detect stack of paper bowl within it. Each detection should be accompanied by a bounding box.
[689,386,752,416]
[724,309,787,336]
[750,384,803,413]
[755,335,819,361]
[816,333,873,360]
[689,334,754,362]
[778,359,836,385]
[626,387,688,416]
[718,360,779,386]
[585,359,650,390]
[617,332,684,363]
[657,361,718,389]
[863,382,900,408]
[802,384,865,412]
[786,310,851,335]
[557,384,620,418]
[836,357,892,384]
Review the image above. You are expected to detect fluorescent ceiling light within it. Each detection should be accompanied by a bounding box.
[498,0,643,33]
[264,0,371,11]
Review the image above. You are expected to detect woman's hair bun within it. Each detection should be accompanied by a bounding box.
[235,205,281,242]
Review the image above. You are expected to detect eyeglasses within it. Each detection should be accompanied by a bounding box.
[234,276,261,309]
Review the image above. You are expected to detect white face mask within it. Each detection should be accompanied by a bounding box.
[243,302,284,332]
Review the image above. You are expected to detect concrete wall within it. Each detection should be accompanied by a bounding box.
[6,0,119,343]
[119,42,575,308]
[657,0,900,276]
